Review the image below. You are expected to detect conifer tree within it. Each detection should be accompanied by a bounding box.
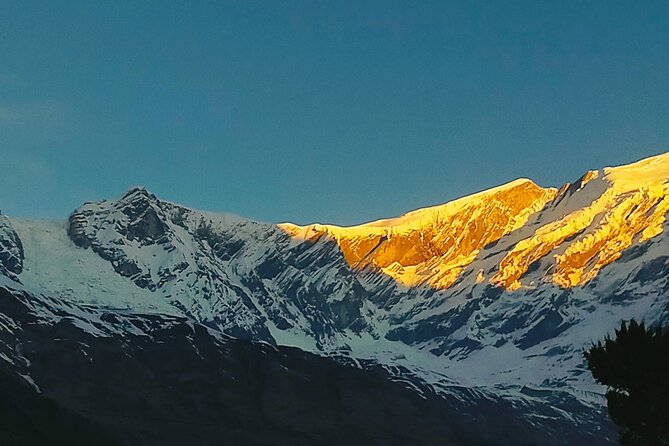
[584,320,669,445]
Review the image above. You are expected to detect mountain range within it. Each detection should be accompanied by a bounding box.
[2,151,669,444]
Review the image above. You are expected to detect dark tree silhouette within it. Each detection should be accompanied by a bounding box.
[584,320,669,445]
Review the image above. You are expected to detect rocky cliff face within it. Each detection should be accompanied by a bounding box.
[2,152,669,443]
[0,213,23,281]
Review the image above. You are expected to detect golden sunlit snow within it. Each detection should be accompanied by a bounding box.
[281,152,669,291]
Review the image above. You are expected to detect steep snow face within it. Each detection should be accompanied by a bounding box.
[493,153,669,289]
[280,154,669,293]
[13,219,177,315]
[270,153,669,394]
[281,179,557,289]
[604,151,669,190]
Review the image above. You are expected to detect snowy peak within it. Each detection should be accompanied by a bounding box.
[281,178,557,288]
[68,187,167,248]
[603,151,669,191]
[279,152,669,291]
[58,187,370,346]
[493,153,669,289]
[359,177,547,230]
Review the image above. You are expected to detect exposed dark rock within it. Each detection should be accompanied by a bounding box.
[0,213,24,279]
[632,256,669,284]
[386,300,481,352]
[67,211,92,248]
[516,309,572,350]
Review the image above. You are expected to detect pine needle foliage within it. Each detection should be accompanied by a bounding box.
[585,320,669,445]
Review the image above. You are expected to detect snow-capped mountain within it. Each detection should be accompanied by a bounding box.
[2,151,669,444]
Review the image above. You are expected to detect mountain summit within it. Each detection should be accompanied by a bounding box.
[283,152,669,291]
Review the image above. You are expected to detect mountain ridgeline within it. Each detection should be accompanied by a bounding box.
[2,152,669,444]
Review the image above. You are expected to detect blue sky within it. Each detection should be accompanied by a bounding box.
[1,1,668,224]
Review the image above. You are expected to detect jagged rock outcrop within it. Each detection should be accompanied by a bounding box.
[0,213,23,281]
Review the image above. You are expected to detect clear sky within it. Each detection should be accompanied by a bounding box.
[1,1,668,225]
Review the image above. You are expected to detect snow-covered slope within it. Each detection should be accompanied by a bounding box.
[36,187,370,349]
[280,178,557,289]
[1,151,669,441]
